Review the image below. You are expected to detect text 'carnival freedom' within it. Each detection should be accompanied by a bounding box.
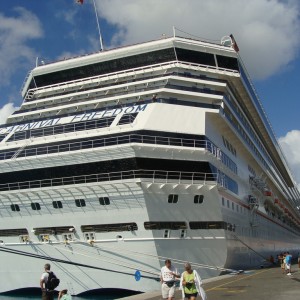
[0,104,147,135]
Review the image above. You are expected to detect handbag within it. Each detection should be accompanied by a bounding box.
[165,281,175,288]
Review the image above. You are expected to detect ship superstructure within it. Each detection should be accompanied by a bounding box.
[0,34,299,295]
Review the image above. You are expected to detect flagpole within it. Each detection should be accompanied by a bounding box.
[92,0,104,51]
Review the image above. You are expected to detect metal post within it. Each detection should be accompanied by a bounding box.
[92,0,104,51]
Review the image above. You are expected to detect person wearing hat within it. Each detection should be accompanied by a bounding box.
[58,289,72,300]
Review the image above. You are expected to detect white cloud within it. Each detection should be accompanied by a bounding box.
[0,7,43,86]
[279,130,300,188]
[0,103,17,124]
[55,9,78,25]
[96,0,300,79]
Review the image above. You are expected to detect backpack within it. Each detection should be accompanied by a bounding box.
[46,271,60,290]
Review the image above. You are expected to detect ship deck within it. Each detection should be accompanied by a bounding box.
[120,263,300,300]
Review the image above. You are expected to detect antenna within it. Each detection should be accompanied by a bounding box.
[92,0,104,51]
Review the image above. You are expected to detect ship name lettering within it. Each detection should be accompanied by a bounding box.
[124,106,135,114]
[111,108,123,116]
[15,119,59,132]
[135,104,147,112]
[92,111,104,119]
[1,126,14,134]
[0,104,148,134]
[70,110,106,122]
[101,110,110,118]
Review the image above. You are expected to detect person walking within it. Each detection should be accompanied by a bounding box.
[180,262,206,300]
[160,259,180,300]
[285,252,292,275]
[40,263,56,300]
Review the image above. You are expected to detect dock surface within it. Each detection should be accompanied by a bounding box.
[120,264,300,300]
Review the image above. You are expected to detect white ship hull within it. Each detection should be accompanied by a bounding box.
[0,34,299,295]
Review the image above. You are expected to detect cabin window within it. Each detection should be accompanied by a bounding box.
[75,199,86,207]
[194,195,204,204]
[53,201,63,209]
[99,197,110,205]
[11,204,20,212]
[31,202,41,210]
[168,194,178,204]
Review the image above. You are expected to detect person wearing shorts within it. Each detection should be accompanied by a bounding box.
[160,259,180,300]
[285,252,292,275]
[181,263,198,300]
[180,262,206,300]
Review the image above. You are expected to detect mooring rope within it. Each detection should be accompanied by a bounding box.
[0,245,159,281]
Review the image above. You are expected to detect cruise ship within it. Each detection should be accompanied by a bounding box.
[0,33,299,296]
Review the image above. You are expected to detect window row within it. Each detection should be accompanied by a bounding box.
[222,136,237,157]
[223,101,277,178]
[168,194,204,204]
[28,47,239,90]
[0,220,235,238]
[10,197,110,211]
[10,194,204,212]
[222,197,247,214]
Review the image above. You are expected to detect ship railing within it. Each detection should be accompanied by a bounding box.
[18,82,225,115]
[3,135,208,159]
[20,70,33,97]
[24,67,228,106]
[1,134,237,174]
[0,169,223,192]
[24,60,239,102]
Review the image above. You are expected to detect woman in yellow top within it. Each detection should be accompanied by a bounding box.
[180,263,206,300]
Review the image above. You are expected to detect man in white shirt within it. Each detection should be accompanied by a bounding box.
[160,259,180,300]
[40,263,54,300]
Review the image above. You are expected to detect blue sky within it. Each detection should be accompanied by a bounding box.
[0,0,300,182]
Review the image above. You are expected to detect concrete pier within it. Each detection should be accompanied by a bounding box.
[119,264,300,300]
